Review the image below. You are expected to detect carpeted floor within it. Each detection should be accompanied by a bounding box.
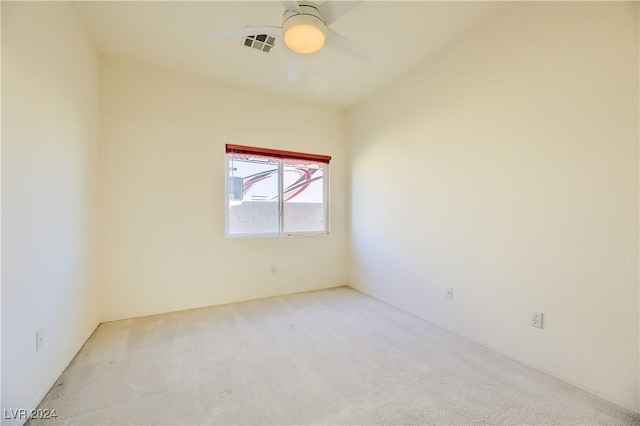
[29,287,640,425]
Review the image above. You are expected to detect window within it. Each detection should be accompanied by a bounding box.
[225,144,331,237]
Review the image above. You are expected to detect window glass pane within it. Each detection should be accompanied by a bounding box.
[227,153,279,235]
[283,159,325,233]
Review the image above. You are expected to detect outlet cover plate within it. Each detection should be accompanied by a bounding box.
[36,329,44,351]
[530,310,543,328]
[445,287,453,299]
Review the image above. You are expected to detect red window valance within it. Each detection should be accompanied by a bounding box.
[226,144,331,164]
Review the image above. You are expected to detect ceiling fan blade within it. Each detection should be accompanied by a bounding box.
[317,1,362,26]
[325,28,373,63]
[210,26,282,40]
[287,54,304,82]
[281,1,302,14]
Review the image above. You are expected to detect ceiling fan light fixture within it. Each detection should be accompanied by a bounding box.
[284,24,325,54]
[283,11,326,54]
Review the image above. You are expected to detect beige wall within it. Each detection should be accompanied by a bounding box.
[348,2,639,412]
[99,57,347,321]
[1,2,100,423]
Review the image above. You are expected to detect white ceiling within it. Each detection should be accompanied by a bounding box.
[75,1,508,108]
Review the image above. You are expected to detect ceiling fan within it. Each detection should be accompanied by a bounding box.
[210,1,372,81]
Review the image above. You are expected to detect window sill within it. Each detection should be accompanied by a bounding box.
[225,231,329,239]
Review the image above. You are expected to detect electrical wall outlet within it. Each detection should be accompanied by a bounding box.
[445,287,453,300]
[36,329,44,351]
[530,310,543,328]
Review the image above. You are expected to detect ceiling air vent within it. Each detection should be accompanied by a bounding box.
[243,34,276,53]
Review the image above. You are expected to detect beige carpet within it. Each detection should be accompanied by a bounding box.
[29,287,639,425]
